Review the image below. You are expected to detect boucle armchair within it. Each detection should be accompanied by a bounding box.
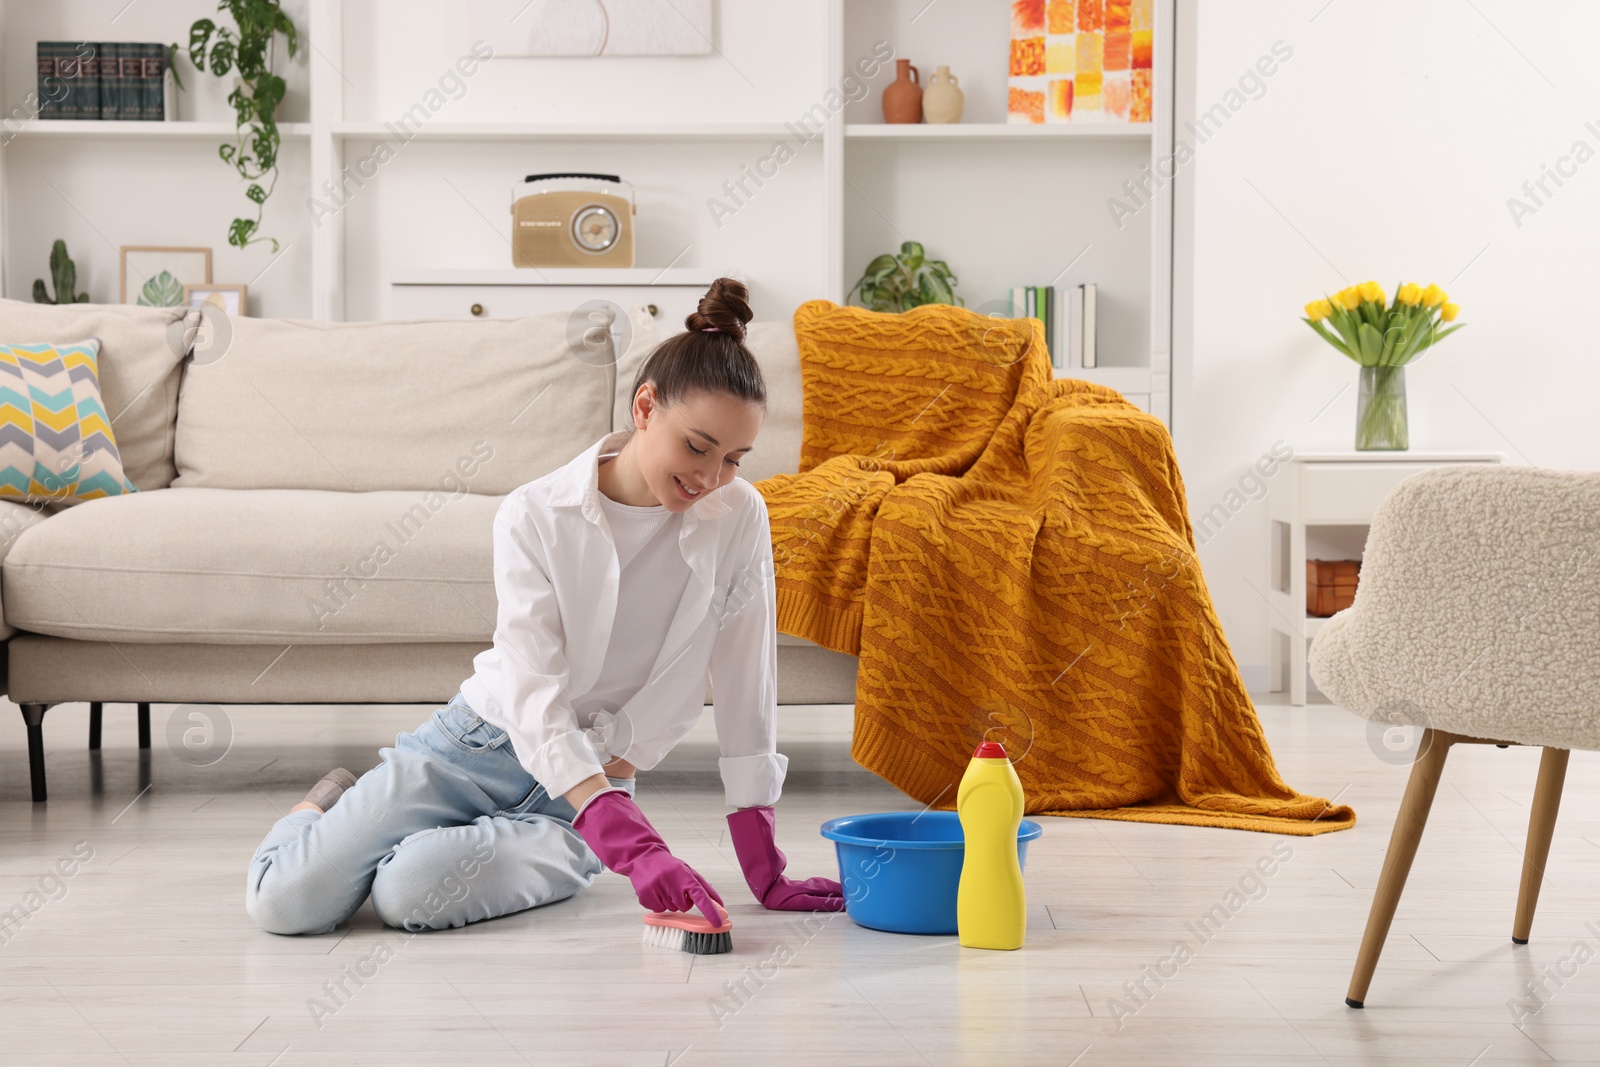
[1308,463,1600,1008]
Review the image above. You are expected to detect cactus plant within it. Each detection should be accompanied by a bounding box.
[32,239,89,304]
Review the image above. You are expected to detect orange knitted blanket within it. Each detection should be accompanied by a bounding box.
[754,301,1355,835]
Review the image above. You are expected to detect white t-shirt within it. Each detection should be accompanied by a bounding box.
[572,484,692,725]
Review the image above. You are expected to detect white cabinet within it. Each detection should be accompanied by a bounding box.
[386,268,719,329]
[1267,450,1505,706]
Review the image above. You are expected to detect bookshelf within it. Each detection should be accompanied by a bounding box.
[0,0,1182,430]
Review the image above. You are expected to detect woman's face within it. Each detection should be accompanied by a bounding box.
[631,385,763,512]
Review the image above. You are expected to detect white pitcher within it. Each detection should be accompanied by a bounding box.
[923,66,964,124]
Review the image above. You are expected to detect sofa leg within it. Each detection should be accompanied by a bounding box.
[1347,728,1454,1008]
[20,704,52,803]
[88,702,103,750]
[138,703,151,750]
[1512,747,1570,944]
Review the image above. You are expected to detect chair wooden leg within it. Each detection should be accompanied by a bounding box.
[1347,728,1454,1008]
[1512,747,1570,944]
[20,704,52,803]
[138,703,151,750]
[88,702,103,750]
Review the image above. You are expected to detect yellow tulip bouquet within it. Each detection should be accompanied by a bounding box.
[1301,281,1464,449]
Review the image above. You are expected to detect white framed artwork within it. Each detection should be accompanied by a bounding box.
[183,283,248,318]
[467,0,712,57]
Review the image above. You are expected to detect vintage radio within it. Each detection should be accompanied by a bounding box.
[511,173,635,268]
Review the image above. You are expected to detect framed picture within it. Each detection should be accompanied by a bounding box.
[467,0,712,56]
[120,246,212,306]
[183,283,248,317]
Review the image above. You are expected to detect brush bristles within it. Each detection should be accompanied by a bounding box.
[641,922,733,955]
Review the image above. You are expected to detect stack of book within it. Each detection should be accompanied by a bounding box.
[1008,285,1054,369]
[1008,282,1098,371]
[36,42,171,121]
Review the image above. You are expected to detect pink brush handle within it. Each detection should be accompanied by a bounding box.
[643,900,731,934]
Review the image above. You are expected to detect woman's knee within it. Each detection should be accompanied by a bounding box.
[370,832,497,932]
[246,867,346,936]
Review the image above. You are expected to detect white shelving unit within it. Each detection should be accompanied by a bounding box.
[0,0,1182,428]
[835,0,1176,423]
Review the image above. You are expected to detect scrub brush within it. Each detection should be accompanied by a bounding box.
[641,901,733,955]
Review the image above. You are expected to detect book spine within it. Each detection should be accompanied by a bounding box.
[52,42,91,120]
[1062,286,1075,374]
[122,46,144,121]
[1082,283,1098,368]
[36,43,61,119]
[97,43,120,120]
[141,43,166,121]
[79,42,101,120]
[1045,285,1058,370]
[1068,285,1084,369]
[1010,286,1023,318]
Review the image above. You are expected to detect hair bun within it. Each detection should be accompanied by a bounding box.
[685,277,753,342]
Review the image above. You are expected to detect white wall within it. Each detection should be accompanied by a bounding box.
[1186,0,1600,691]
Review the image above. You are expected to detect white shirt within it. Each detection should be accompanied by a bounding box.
[459,429,788,809]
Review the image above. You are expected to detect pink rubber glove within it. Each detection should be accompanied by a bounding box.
[573,790,725,925]
[727,805,846,912]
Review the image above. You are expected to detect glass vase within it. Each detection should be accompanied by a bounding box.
[1355,364,1408,451]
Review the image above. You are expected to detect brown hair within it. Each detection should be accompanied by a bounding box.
[622,277,766,429]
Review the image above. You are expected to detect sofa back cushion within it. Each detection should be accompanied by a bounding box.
[171,312,614,494]
[0,297,188,494]
[613,304,803,487]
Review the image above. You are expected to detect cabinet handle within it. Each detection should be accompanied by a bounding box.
[647,303,659,316]
[470,303,485,317]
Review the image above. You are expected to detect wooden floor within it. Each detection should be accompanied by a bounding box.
[3,693,1599,1066]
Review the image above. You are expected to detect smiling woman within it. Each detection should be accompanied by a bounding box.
[246,275,842,941]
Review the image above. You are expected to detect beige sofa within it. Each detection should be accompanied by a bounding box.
[0,297,859,801]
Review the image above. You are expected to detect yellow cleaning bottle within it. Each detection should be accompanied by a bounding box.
[956,740,1027,950]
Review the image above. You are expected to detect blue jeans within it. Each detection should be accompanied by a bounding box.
[246,691,635,935]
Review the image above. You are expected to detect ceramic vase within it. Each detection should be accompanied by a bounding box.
[923,66,964,124]
[882,58,922,124]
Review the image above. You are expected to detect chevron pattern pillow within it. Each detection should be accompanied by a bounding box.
[0,340,139,502]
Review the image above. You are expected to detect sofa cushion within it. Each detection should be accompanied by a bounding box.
[614,303,802,487]
[2,487,498,644]
[0,297,189,495]
[0,341,140,502]
[0,498,53,640]
[171,312,613,494]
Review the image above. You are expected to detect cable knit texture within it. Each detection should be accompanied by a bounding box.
[1310,464,1600,749]
[753,299,1355,835]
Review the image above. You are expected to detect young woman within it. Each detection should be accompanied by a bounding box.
[246,278,844,935]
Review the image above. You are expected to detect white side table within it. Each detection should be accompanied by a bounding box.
[1267,449,1505,705]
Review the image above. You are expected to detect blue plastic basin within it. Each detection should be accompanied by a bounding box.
[820,811,1043,935]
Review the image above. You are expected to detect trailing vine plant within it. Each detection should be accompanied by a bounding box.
[182,0,299,252]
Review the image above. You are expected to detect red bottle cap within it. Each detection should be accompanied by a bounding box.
[973,741,1007,759]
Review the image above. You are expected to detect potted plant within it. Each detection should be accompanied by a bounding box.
[32,240,90,304]
[1302,280,1463,450]
[181,0,299,253]
[849,241,962,312]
